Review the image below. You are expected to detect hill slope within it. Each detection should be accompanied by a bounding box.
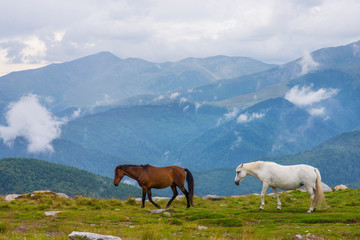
[0,158,141,199]
[194,130,360,196]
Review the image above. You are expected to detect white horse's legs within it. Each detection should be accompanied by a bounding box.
[259,182,269,210]
[272,187,282,210]
[305,185,316,213]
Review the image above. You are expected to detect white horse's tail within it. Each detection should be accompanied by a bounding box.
[314,168,326,208]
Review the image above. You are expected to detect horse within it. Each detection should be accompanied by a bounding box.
[234,161,326,213]
[114,164,194,209]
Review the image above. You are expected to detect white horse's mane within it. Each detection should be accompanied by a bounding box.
[243,161,264,171]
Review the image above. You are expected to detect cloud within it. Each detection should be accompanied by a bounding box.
[230,131,243,150]
[285,84,339,107]
[216,107,239,125]
[308,107,325,116]
[20,36,47,64]
[298,51,319,75]
[1,0,360,76]
[0,94,64,153]
[237,112,265,124]
[95,94,115,106]
[224,108,239,120]
[170,92,180,100]
[180,97,188,103]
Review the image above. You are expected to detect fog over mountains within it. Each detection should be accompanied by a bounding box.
[0,40,359,195]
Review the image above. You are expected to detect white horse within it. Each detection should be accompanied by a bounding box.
[234,161,326,213]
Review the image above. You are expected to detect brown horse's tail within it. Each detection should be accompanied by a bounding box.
[185,168,194,206]
[314,168,326,209]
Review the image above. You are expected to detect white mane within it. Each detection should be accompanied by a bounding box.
[243,161,264,171]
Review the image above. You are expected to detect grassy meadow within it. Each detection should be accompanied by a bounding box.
[0,189,359,239]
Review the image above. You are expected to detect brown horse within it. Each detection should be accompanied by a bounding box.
[114,164,194,208]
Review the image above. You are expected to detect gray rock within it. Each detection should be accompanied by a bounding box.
[321,182,333,192]
[202,195,225,200]
[150,209,167,214]
[4,191,70,201]
[334,184,348,191]
[134,196,170,202]
[163,212,171,217]
[44,211,62,216]
[68,231,121,240]
[4,194,20,201]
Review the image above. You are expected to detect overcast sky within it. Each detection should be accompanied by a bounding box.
[1,0,360,76]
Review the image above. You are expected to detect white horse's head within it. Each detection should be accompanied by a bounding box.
[234,163,247,185]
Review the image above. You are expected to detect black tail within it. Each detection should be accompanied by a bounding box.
[185,168,194,206]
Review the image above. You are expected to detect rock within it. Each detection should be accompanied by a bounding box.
[321,182,333,192]
[163,212,171,217]
[149,209,171,216]
[134,195,185,202]
[68,231,121,240]
[334,184,348,191]
[44,211,62,216]
[4,191,70,201]
[56,193,70,199]
[150,209,167,214]
[134,196,171,202]
[197,226,208,230]
[202,195,225,200]
[4,194,20,201]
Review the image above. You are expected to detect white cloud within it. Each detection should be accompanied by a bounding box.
[237,112,265,124]
[298,51,319,75]
[95,94,115,106]
[170,92,180,99]
[20,36,48,64]
[180,97,188,103]
[216,107,239,125]
[71,108,82,119]
[285,85,339,107]
[308,107,325,116]
[1,0,360,74]
[230,131,243,150]
[154,95,165,101]
[195,102,202,112]
[0,94,64,153]
[224,108,239,120]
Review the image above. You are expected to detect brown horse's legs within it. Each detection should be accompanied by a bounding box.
[166,184,178,209]
[141,190,146,208]
[147,189,161,209]
[178,186,190,208]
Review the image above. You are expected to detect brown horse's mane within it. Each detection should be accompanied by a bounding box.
[118,164,150,171]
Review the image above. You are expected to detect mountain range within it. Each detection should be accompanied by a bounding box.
[0,40,359,195]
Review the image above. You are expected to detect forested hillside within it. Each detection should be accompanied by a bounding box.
[194,130,360,196]
[0,158,141,199]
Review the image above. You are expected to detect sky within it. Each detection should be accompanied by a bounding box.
[1,0,360,76]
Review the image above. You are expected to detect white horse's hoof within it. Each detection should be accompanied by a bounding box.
[307,210,312,213]
[277,206,281,210]
[259,207,264,210]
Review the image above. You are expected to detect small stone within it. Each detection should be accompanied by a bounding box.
[44,211,62,216]
[334,184,348,191]
[197,226,208,230]
[150,209,167,214]
[201,195,225,200]
[163,212,171,217]
[68,231,121,240]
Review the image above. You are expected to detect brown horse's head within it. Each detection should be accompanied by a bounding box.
[114,166,125,186]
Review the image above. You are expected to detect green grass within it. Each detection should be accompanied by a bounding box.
[0,189,359,239]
